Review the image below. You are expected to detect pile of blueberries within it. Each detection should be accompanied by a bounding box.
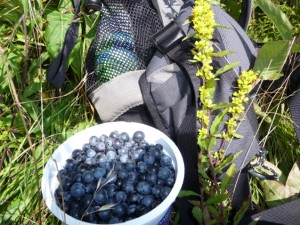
[54,130,176,224]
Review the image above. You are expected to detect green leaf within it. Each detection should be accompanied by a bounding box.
[232,133,244,139]
[208,136,216,150]
[233,200,251,225]
[182,32,196,41]
[182,17,192,26]
[45,10,74,59]
[212,50,235,57]
[68,40,82,76]
[198,162,210,179]
[207,194,228,205]
[221,163,236,193]
[286,158,300,191]
[254,103,272,123]
[292,43,300,53]
[211,102,234,111]
[253,40,293,80]
[255,0,293,40]
[178,190,200,198]
[210,108,228,135]
[214,61,239,77]
[192,206,203,224]
[205,79,216,100]
[215,150,243,174]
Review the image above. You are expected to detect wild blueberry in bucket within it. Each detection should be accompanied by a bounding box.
[54,130,175,223]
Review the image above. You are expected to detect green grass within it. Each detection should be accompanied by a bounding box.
[0,0,300,224]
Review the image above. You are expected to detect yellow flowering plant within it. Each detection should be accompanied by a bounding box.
[177,0,296,224]
[182,0,260,224]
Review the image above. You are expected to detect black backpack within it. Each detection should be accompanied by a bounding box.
[46,0,300,224]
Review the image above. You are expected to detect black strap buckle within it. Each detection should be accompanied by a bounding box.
[152,20,185,54]
[248,148,279,180]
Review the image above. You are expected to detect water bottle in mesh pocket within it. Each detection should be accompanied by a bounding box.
[85,0,162,94]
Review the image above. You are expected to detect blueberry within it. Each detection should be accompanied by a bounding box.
[137,161,148,173]
[143,152,155,165]
[120,132,130,142]
[125,161,136,171]
[118,146,129,155]
[95,153,107,164]
[158,167,172,180]
[102,161,113,171]
[72,149,84,160]
[105,137,114,148]
[89,135,99,147]
[115,191,127,203]
[130,147,145,161]
[95,189,108,205]
[82,171,95,183]
[106,184,119,198]
[115,177,123,187]
[127,171,139,183]
[112,203,127,218]
[160,154,172,167]
[127,204,138,216]
[132,131,145,143]
[119,154,130,163]
[137,181,151,195]
[141,195,155,208]
[122,181,135,194]
[94,141,106,153]
[106,150,117,161]
[70,182,86,199]
[86,149,96,158]
[70,207,81,219]
[80,194,93,208]
[74,173,83,182]
[165,176,175,187]
[84,157,96,165]
[149,146,162,160]
[114,162,124,170]
[118,169,129,180]
[99,134,108,142]
[97,209,111,221]
[159,186,172,200]
[62,191,72,202]
[109,131,119,138]
[85,182,97,194]
[94,167,107,180]
[112,137,123,150]
[82,143,91,151]
[108,216,122,224]
[127,194,140,204]
[152,185,163,198]
[139,140,149,148]
[60,176,73,191]
[146,172,158,185]
[147,165,159,174]
[139,173,146,181]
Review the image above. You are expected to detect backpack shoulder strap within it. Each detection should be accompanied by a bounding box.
[46,0,81,88]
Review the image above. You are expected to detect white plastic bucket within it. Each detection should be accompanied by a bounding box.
[42,121,185,225]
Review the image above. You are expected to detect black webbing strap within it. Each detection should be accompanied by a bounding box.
[151,20,200,224]
[238,0,253,31]
[287,59,300,142]
[46,0,81,88]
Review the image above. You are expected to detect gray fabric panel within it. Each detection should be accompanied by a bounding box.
[213,5,257,75]
[147,63,192,136]
[89,70,145,122]
[151,0,184,26]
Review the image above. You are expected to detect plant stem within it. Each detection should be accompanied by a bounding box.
[0,45,42,225]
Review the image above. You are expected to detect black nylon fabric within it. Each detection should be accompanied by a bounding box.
[46,0,81,88]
